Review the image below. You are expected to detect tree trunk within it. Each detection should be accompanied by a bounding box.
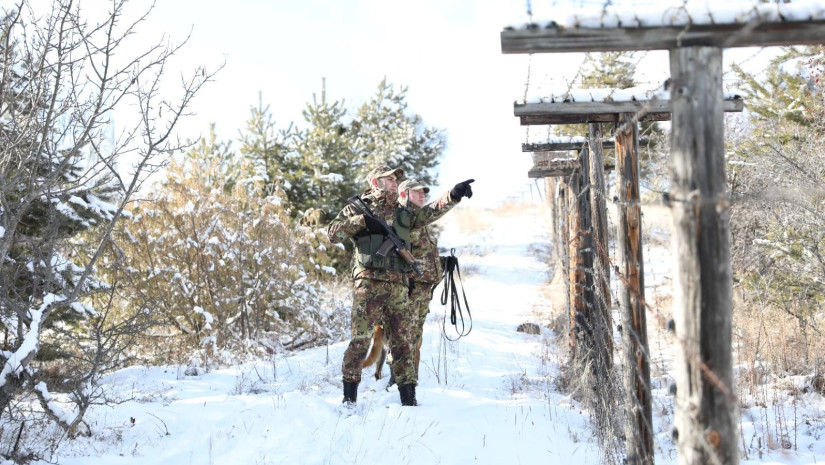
[670,46,738,465]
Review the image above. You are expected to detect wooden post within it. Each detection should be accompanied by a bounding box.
[670,46,737,465]
[544,177,554,206]
[547,177,557,244]
[558,181,571,333]
[578,145,595,351]
[616,113,653,465]
[588,123,613,370]
[567,169,585,360]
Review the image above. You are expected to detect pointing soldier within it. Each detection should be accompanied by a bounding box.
[327,165,474,407]
[397,178,458,381]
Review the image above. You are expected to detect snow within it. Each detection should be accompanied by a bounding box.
[193,306,214,330]
[321,265,337,275]
[70,301,97,316]
[524,82,743,105]
[507,0,825,30]
[319,173,344,183]
[2,294,65,387]
[24,205,825,464]
[34,382,76,425]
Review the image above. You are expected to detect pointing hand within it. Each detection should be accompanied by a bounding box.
[451,179,475,200]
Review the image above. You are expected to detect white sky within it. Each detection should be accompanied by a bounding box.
[122,0,781,207]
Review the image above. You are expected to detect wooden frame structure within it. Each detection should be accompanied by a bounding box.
[503,11,825,465]
[515,99,744,125]
[501,21,825,53]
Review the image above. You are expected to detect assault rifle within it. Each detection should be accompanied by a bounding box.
[347,195,422,277]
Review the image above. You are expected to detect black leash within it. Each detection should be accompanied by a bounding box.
[440,248,472,341]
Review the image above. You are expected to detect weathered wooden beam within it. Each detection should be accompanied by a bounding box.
[587,123,613,371]
[557,181,571,348]
[501,20,825,54]
[515,99,744,125]
[523,137,653,152]
[576,144,597,366]
[520,112,673,125]
[615,114,653,465]
[568,171,585,361]
[670,46,737,465]
[523,140,614,152]
[528,161,615,179]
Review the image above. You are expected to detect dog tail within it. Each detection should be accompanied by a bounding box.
[362,325,385,368]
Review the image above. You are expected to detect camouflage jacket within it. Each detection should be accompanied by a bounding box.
[328,189,459,284]
[406,204,442,285]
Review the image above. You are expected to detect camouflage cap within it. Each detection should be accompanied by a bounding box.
[397,178,430,193]
[365,165,404,186]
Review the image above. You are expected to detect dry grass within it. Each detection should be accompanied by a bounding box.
[734,298,825,397]
[450,207,494,235]
[450,202,549,236]
[640,203,672,247]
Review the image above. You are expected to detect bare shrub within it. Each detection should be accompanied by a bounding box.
[0,0,216,460]
[108,154,335,362]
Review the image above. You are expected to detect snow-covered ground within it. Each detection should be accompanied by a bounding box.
[29,202,825,465]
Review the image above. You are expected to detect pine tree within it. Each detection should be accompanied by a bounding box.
[0,1,216,448]
[291,82,356,221]
[554,52,638,138]
[350,78,444,189]
[238,92,298,198]
[728,46,825,359]
[1,7,119,356]
[550,52,667,195]
[111,140,334,359]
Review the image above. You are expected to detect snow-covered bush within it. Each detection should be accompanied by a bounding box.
[109,148,335,362]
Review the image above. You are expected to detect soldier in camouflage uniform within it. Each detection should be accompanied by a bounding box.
[397,179,450,380]
[327,165,474,407]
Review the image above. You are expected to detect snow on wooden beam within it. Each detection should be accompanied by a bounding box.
[501,21,825,54]
[523,140,614,152]
[515,98,744,125]
[528,156,615,179]
[529,158,579,178]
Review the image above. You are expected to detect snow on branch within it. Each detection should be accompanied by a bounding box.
[0,294,66,387]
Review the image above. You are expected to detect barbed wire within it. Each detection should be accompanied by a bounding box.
[551,165,747,464]
[519,6,825,462]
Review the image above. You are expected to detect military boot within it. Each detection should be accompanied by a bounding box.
[343,381,359,405]
[398,384,417,406]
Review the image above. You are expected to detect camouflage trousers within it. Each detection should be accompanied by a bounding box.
[409,282,437,378]
[342,278,418,385]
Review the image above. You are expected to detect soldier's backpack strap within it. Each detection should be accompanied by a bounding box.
[440,248,472,341]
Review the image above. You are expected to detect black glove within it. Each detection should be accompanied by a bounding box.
[451,179,475,200]
[363,214,384,234]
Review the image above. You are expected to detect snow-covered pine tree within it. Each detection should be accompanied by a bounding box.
[1,5,119,416]
[0,1,216,454]
[113,135,333,363]
[550,52,667,195]
[350,78,444,189]
[238,92,299,199]
[728,47,825,376]
[291,82,356,222]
